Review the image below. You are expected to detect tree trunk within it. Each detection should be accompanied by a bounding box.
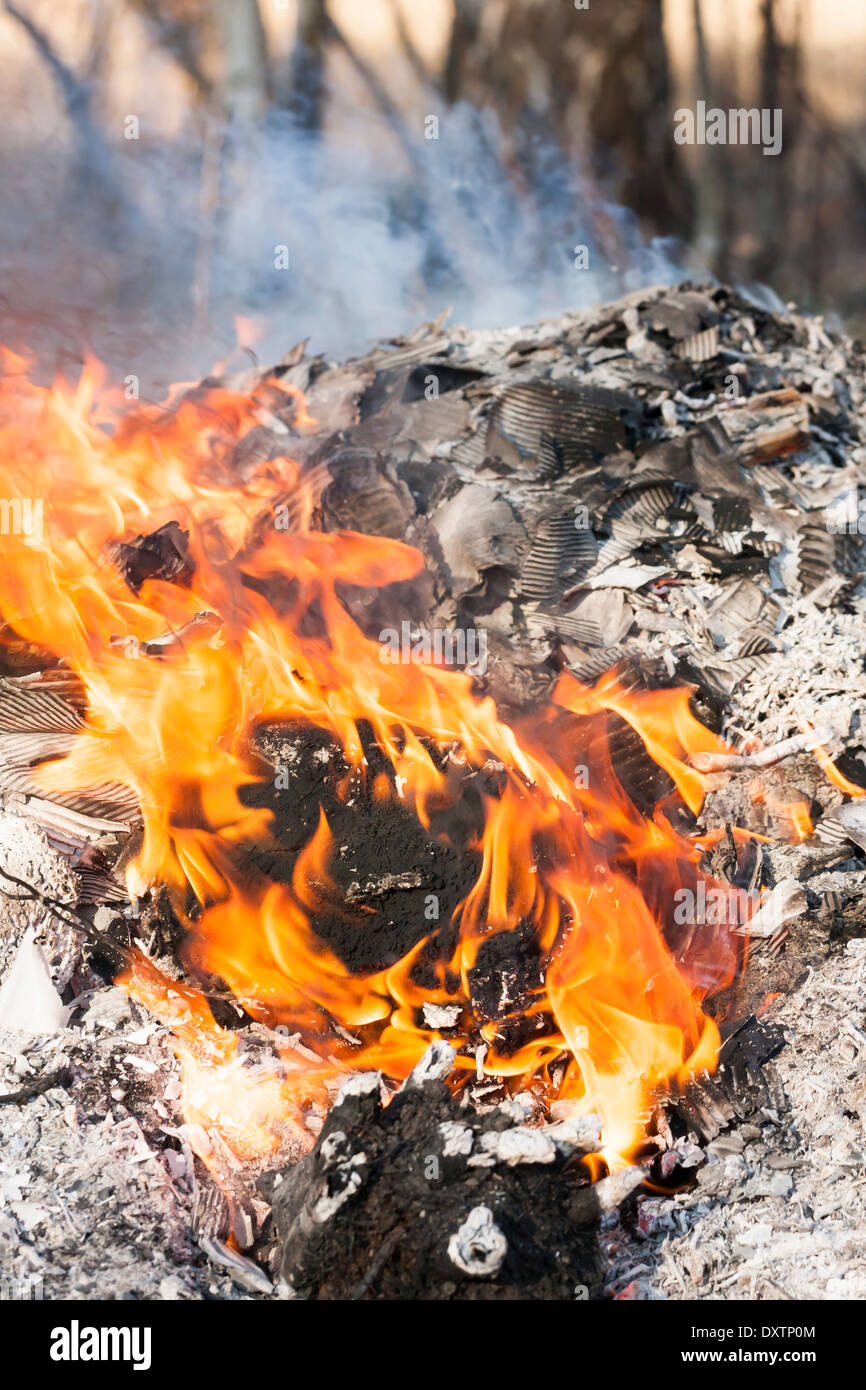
[216,0,270,123]
[289,0,329,134]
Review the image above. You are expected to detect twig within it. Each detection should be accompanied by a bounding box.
[0,862,131,965]
[690,725,834,773]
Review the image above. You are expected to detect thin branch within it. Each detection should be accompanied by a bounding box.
[692,0,712,98]
[389,0,435,92]
[1,0,127,213]
[125,0,213,101]
[2,0,95,124]
[322,10,460,286]
[324,11,421,170]
[83,0,113,85]
[0,861,131,964]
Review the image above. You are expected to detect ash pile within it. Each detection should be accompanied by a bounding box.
[283,280,865,734]
[2,283,866,1301]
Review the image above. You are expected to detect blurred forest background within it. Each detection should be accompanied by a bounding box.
[1,0,865,389]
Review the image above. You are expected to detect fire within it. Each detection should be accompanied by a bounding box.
[0,348,807,1175]
[809,736,866,799]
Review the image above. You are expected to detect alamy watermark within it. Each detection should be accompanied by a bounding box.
[673,883,767,928]
[0,1273,43,1300]
[49,1320,151,1371]
[825,492,866,535]
[379,622,488,675]
[674,102,782,156]
[0,497,43,545]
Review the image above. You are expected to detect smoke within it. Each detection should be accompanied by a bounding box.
[197,101,692,361]
[0,94,692,389]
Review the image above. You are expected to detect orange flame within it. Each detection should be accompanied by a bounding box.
[810,740,866,798]
[0,349,816,1172]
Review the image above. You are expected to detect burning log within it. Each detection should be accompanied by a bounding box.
[267,1049,635,1300]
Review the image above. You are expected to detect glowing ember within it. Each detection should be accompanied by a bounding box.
[0,348,810,1174]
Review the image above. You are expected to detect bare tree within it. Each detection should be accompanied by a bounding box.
[439,0,693,240]
[1,0,129,219]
